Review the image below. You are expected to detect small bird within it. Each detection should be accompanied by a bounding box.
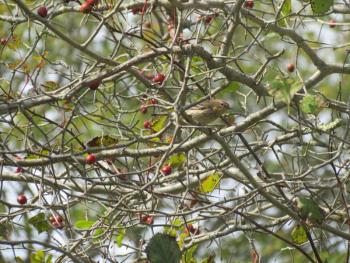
[183,99,230,124]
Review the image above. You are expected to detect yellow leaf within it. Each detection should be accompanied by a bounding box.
[26,149,50,159]
[167,153,186,168]
[7,35,21,50]
[151,116,168,132]
[199,172,221,193]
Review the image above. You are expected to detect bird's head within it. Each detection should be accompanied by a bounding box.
[212,99,230,114]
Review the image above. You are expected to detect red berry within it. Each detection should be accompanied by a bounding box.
[329,19,336,28]
[140,105,148,113]
[143,120,151,129]
[80,2,92,13]
[15,167,24,173]
[52,221,64,229]
[140,214,154,224]
[131,6,142,14]
[87,79,101,90]
[17,194,27,205]
[149,98,157,105]
[204,16,213,24]
[287,63,295,73]
[244,0,254,8]
[86,153,96,164]
[161,165,172,175]
[145,216,154,225]
[152,73,165,85]
[0,38,7,45]
[49,215,63,223]
[86,0,98,5]
[185,224,199,234]
[37,6,48,18]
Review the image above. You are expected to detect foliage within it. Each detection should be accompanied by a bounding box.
[145,233,181,263]
[1,0,350,262]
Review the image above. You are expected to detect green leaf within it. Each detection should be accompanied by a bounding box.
[7,35,21,50]
[75,220,95,229]
[164,218,181,237]
[182,245,198,263]
[291,225,308,244]
[267,76,299,107]
[30,250,45,263]
[151,116,168,133]
[300,94,323,115]
[115,228,125,247]
[46,254,53,263]
[200,254,216,263]
[319,118,342,131]
[167,153,186,168]
[93,228,104,239]
[199,172,221,193]
[192,56,203,64]
[171,218,183,228]
[278,0,291,26]
[225,82,240,93]
[28,213,51,234]
[310,0,333,14]
[164,227,177,238]
[293,196,324,224]
[145,233,181,263]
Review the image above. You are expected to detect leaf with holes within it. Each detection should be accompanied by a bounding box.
[267,76,299,107]
[310,0,333,14]
[145,233,181,263]
[300,94,324,115]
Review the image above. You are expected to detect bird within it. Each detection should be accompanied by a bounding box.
[183,99,230,124]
